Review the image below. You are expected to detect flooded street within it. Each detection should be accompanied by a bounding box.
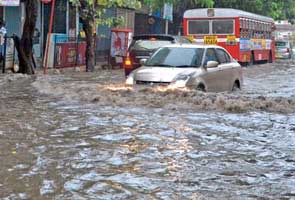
[0,60,295,199]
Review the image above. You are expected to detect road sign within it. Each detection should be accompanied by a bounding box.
[163,3,173,21]
[0,0,20,6]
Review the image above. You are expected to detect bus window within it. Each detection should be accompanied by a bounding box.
[188,20,209,34]
[250,20,254,30]
[245,20,249,29]
[240,19,244,29]
[240,29,244,38]
[212,20,234,34]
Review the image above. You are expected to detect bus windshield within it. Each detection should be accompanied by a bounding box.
[212,20,234,34]
[188,19,234,35]
[188,20,209,34]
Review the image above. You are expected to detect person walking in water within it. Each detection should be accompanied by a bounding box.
[0,20,7,35]
[0,20,7,63]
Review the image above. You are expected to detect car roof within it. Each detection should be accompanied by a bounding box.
[132,34,183,41]
[160,43,225,49]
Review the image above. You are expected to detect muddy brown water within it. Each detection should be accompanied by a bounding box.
[0,61,295,199]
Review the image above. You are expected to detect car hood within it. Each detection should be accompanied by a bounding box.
[133,66,202,83]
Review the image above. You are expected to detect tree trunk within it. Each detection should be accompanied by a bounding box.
[78,0,96,72]
[15,0,37,74]
[81,17,96,72]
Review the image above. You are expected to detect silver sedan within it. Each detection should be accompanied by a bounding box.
[126,44,243,92]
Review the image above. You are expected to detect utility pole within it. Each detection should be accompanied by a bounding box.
[165,20,168,34]
[43,0,56,74]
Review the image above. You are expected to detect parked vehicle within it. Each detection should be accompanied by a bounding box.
[126,44,243,92]
[183,8,275,65]
[123,34,191,77]
[275,40,293,59]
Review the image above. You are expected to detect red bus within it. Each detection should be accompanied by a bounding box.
[183,8,275,64]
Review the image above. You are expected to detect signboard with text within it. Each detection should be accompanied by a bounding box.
[204,35,218,45]
[163,3,173,21]
[0,0,20,6]
[54,42,86,68]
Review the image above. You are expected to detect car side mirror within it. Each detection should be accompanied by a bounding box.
[206,61,219,68]
[140,58,147,65]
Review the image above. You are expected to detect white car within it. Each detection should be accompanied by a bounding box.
[275,40,293,59]
[126,44,243,92]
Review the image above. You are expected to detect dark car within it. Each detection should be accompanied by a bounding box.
[123,34,192,76]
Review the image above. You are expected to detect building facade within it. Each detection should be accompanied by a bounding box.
[275,20,295,42]
[1,1,137,66]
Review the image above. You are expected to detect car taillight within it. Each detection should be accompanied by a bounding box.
[124,57,132,67]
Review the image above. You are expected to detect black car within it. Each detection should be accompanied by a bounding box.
[123,34,192,77]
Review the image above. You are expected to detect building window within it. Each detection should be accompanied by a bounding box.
[69,3,77,39]
[0,7,3,20]
[116,8,135,30]
[54,0,67,33]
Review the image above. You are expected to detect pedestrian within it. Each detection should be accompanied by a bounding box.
[0,20,7,62]
[0,20,7,35]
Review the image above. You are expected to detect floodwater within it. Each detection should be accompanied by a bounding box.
[0,60,295,199]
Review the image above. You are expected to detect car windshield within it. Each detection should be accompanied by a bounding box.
[132,40,173,51]
[146,47,204,67]
[275,41,288,47]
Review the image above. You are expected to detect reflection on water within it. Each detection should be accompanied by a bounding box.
[0,61,295,199]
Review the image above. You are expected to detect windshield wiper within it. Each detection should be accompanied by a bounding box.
[175,65,200,68]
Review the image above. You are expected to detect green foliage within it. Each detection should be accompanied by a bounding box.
[144,0,214,9]
[214,0,295,21]
[71,0,295,27]
[70,0,141,27]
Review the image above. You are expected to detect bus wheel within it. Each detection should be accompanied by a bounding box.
[239,62,248,67]
[268,51,273,63]
[249,53,255,65]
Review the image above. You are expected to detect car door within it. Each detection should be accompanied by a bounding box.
[215,48,236,91]
[201,48,223,92]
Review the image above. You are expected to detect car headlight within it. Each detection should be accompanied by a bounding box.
[125,73,135,85]
[171,74,190,88]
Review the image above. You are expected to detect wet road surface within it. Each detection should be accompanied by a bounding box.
[0,60,295,199]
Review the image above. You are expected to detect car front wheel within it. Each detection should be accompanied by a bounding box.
[232,82,240,92]
[196,84,206,92]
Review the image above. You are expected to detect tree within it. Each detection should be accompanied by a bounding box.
[68,0,295,71]
[14,0,37,74]
[145,0,214,9]
[71,0,215,72]
[70,0,141,72]
[214,0,295,21]
[138,0,213,35]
